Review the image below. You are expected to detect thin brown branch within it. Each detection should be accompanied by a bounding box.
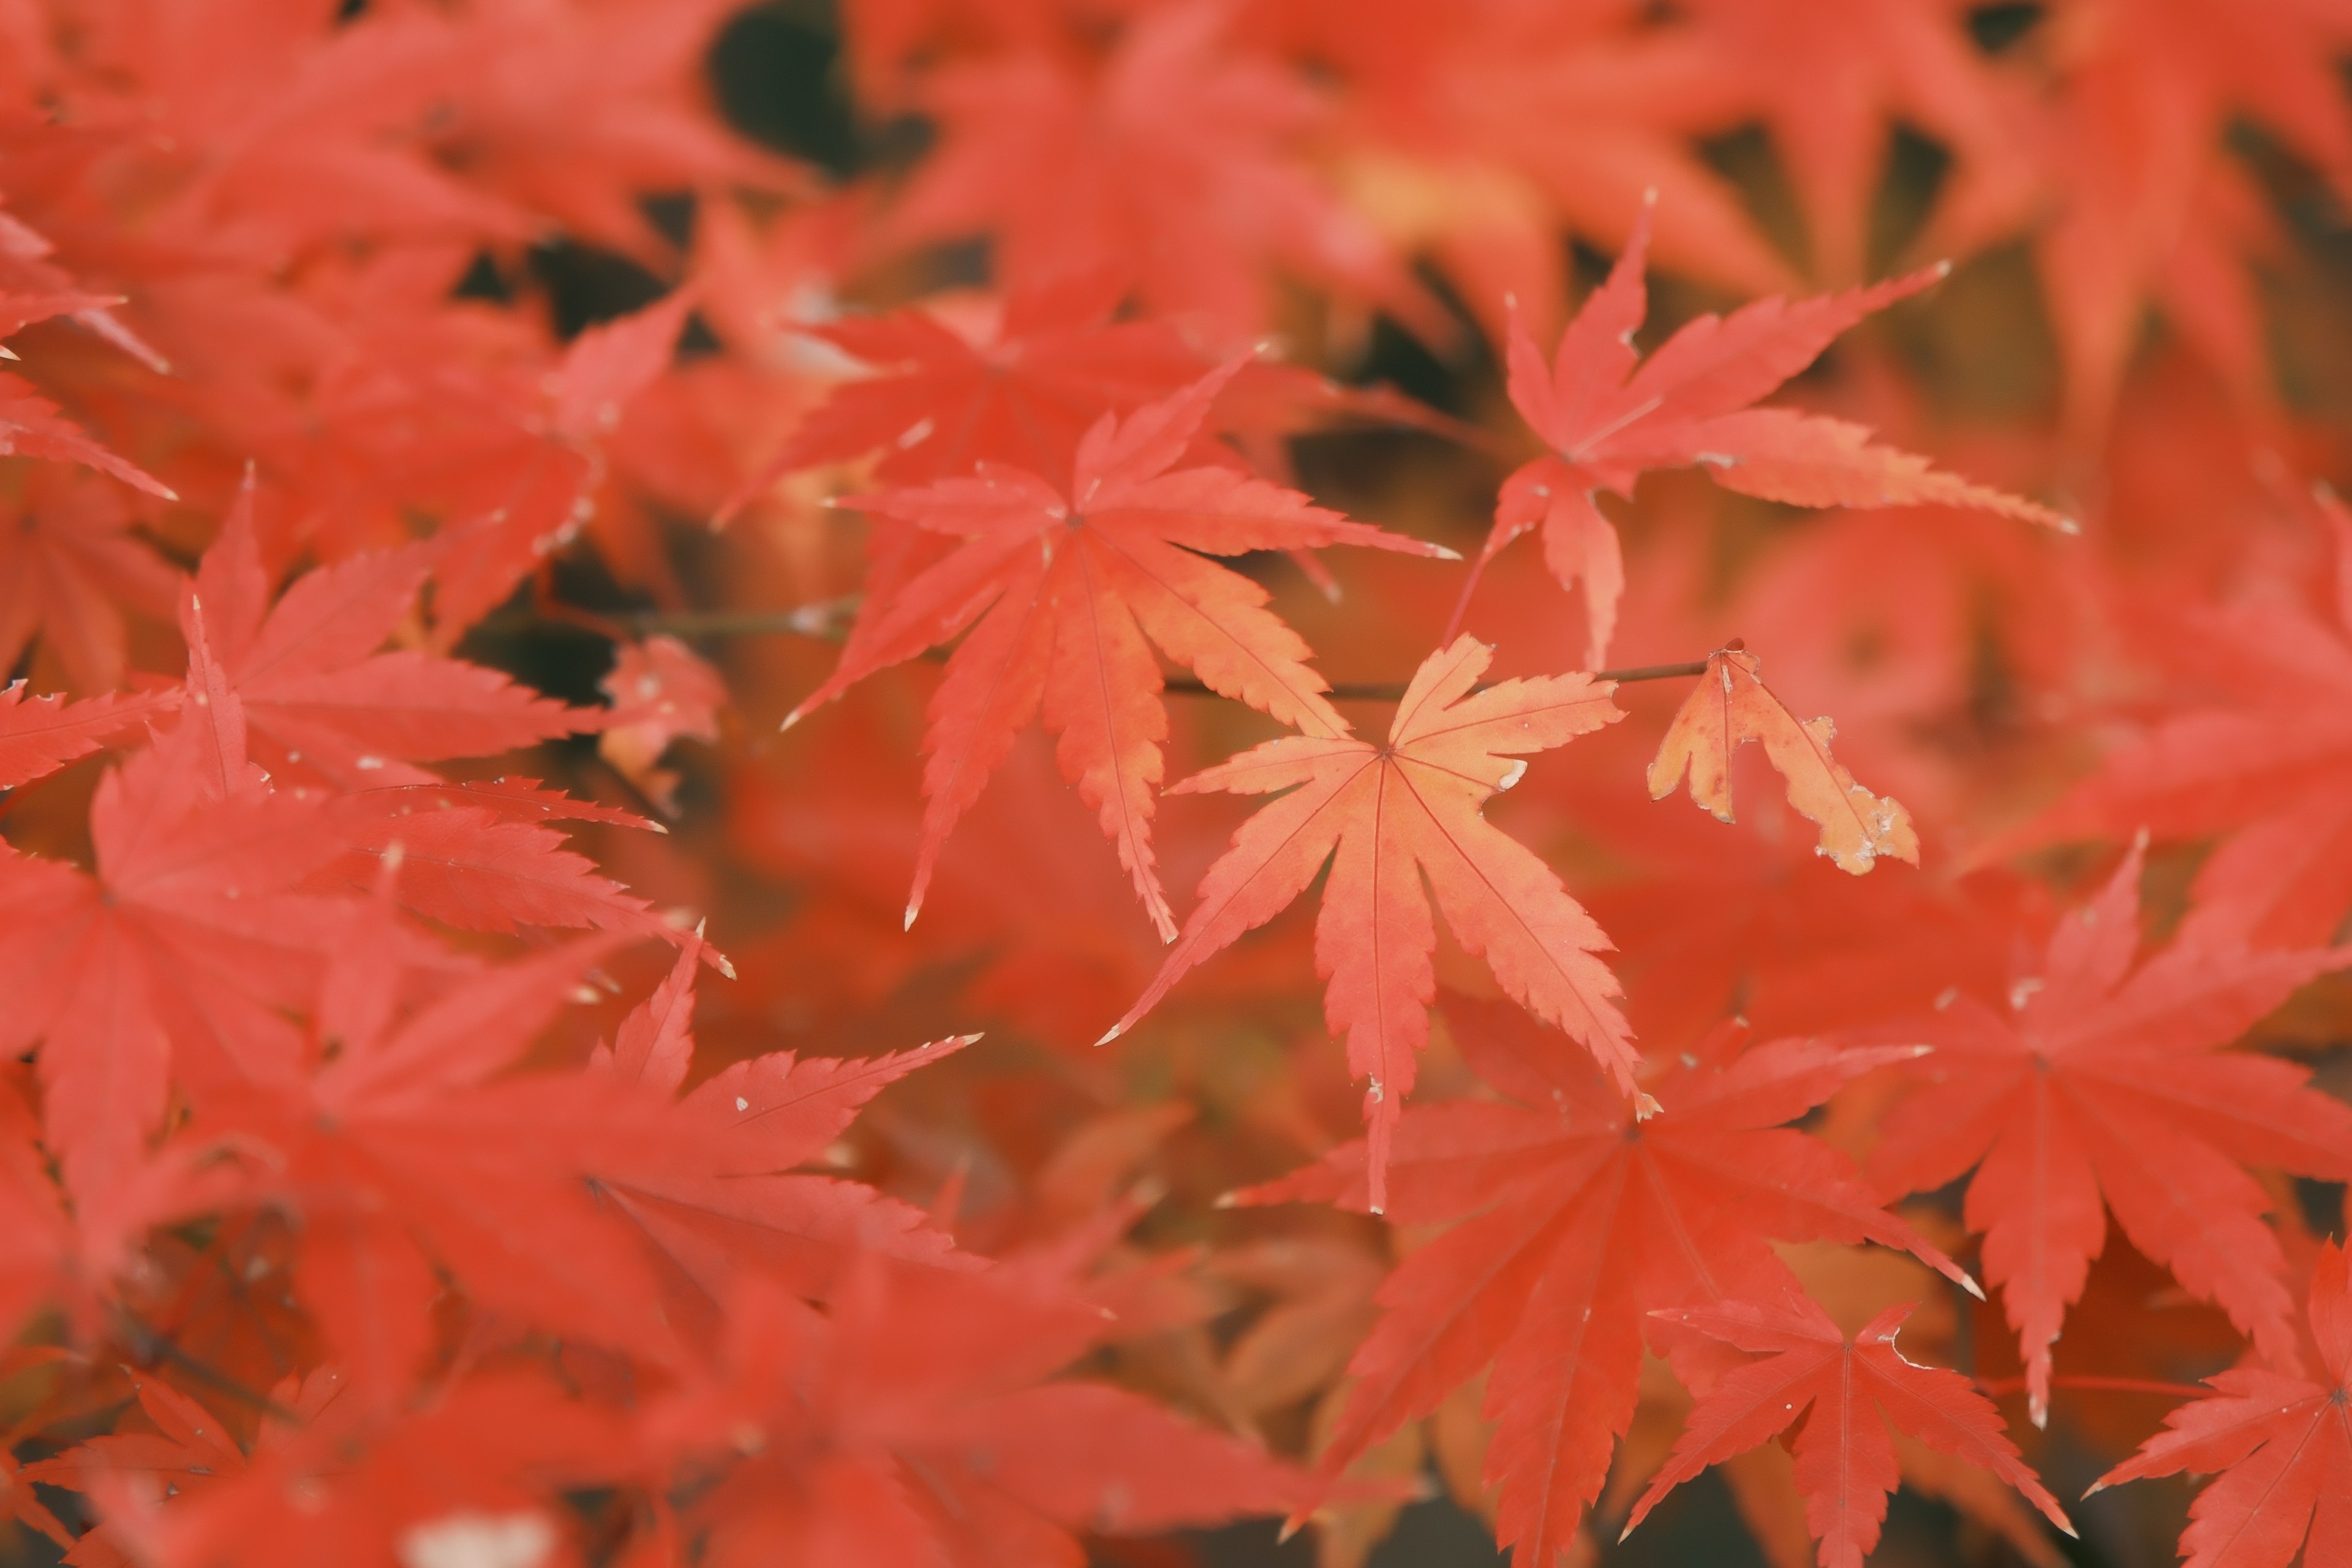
[110,1306,301,1424]
[486,598,1715,698]
[471,599,860,643]
[611,601,862,639]
[1168,658,1711,702]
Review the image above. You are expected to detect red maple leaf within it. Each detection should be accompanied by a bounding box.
[1468,197,2067,668]
[174,489,668,943]
[418,0,793,264]
[722,275,1453,657]
[883,2,1439,345]
[647,1261,1313,1566]
[586,945,978,1336]
[193,875,673,1406]
[25,2,529,268]
[0,281,123,342]
[1923,0,2352,439]
[1104,637,1635,1209]
[1625,1292,2073,1568]
[0,681,173,791]
[2089,1240,2352,1568]
[190,481,587,791]
[0,466,183,695]
[0,198,162,367]
[598,634,725,815]
[0,1063,244,1371]
[1550,699,2027,1045]
[100,1371,624,1568]
[1258,0,1796,345]
[20,1372,248,1562]
[728,274,1215,501]
[0,369,170,498]
[321,796,674,941]
[1241,997,1970,1568]
[426,290,696,639]
[2002,488,2352,949]
[0,1072,74,1348]
[783,362,1450,940]
[1675,0,2032,285]
[0,1450,69,1555]
[1867,841,2352,1424]
[0,636,349,1202]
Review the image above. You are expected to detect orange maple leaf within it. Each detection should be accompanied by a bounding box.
[783,361,1450,940]
[1647,641,1920,875]
[1103,635,1640,1210]
[1468,196,2068,668]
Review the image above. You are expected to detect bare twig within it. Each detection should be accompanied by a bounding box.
[608,601,861,639]
[484,597,1715,699]
[111,1306,301,1424]
[1172,658,1712,703]
[473,598,860,643]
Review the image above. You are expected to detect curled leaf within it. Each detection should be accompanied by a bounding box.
[1646,643,1917,875]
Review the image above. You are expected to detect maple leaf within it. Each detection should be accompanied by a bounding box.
[1647,641,1920,875]
[722,277,1453,665]
[1553,701,2025,1044]
[649,1261,1313,1566]
[1625,1292,2073,1568]
[1242,997,1971,1568]
[0,283,122,343]
[0,1450,71,1555]
[0,636,350,1202]
[1471,197,2067,669]
[195,876,674,1406]
[1675,0,2032,285]
[883,2,1440,344]
[0,1072,72,1345]
[0,681,174,791]
[1628,1240,2078,1568]
[0,369,172,499]
[1265,0,1797,346]
[20,1373,248,1536]
[2000,488,2352,949]
[104,1371,627,1568]
[172,498,665,942]
[0,198,162,369]
[721,266,1453,502]
[1921,0,2352,439]
[428,290,696,639]
[0,1062,249,1377]
[585,944,978,1337]
[783,362,1451,940]
[0,467,184,695]
[48,2,533,266]
[419,0,791,264]
[2089,1240,2352,1568]
[1208,1236,1389,1423]
[598,634,725,816]
[323,798,674,941]
[190,483,588,791]
[1103,637,1634,1209]
[1867,841,2352,1425]
[726,273,1215,502]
